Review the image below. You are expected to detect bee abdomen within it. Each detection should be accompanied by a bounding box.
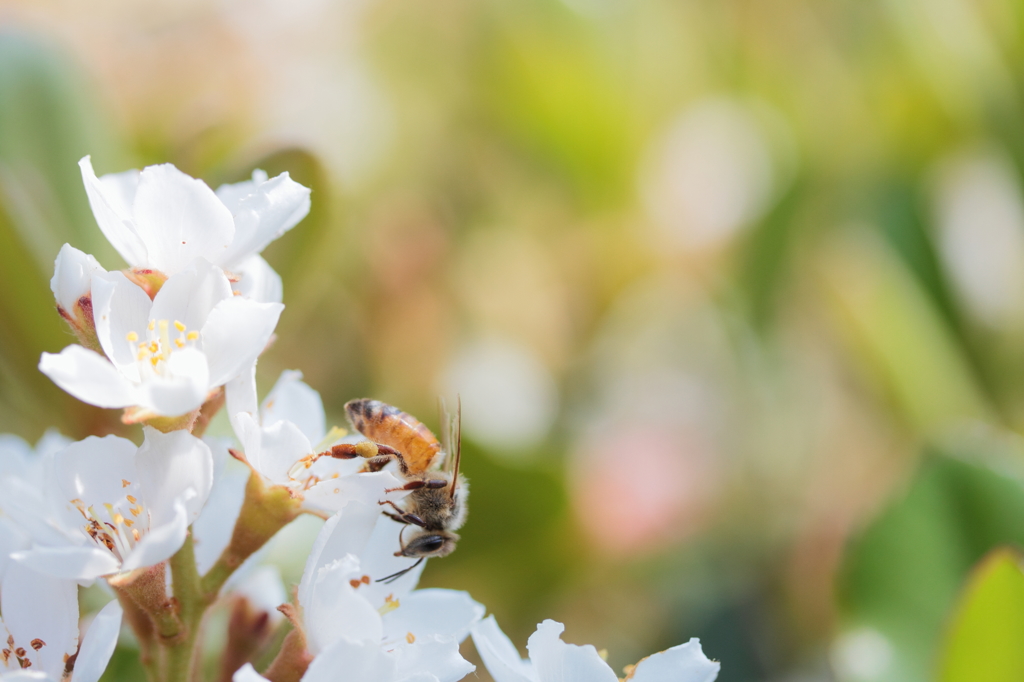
[345,399,441,472]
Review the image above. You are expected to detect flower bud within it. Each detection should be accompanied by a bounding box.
[50,244,105,352]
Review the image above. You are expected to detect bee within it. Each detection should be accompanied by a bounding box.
[325,397,467,583]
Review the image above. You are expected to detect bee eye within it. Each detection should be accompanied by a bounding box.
[407,534,447,556]
[421,537,444,552]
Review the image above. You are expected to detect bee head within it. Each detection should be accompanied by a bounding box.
[398,530,460,558]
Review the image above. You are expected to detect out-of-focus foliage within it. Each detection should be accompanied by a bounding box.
[4,0,1024,679]
[938,548,1024,682]
[838,438,1024,682]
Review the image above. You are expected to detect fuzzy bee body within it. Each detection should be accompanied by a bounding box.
[343,398,467,569]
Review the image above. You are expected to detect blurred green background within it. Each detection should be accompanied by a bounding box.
[6,0,1024,680]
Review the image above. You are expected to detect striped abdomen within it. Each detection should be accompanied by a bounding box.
[344,399,441,473]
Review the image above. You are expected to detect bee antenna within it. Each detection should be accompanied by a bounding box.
[449,395,461,500]
[396,524,409,554]
[375,557,425,584]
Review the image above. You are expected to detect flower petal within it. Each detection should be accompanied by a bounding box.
[471,616,535,682]
[219,171,311,268]
[137,427,213,524]
[39,346,139,408]
[50,244,105,313]
[53,435,138,511]
[150,258,233,334]
[250,419,313,484]
[391,635,475,682]
[0,477,73,548]
[70,599,123,682]
[137,347,210,417]
[131,164,235,275]
[1,562,78,676]
[628,638,720,682]
[202,298,284,387]
[303,471,406,513]
[79,156,147,266]
[192,458,249,575]
[226,362,259,435]
[305,559,383,654]
[383,589,484,644]
[91,270,152,383]
[262,370,325,445]
[356,512,428,607]
[11,546,122,581]
[120,498,189,572]
[0,516,30,582]
[299,504,379,610]
[215,170,268,212]
[526,620,618,682]
[232,254,283,304]
[0,434,34,481]
[302,637,393,682]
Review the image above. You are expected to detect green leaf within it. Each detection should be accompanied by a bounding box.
[939,548,1024,682]
[837,439,1024,682]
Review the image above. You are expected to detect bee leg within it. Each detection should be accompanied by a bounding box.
[384,479,448,493]
[324,443,409,473]
[378,500,427,527]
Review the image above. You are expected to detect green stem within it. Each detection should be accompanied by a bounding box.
[112,588,161,682]
[200,471,300,599]
[166,535,205,682]
[157,472,301,682]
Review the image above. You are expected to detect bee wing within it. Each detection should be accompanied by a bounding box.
[437,396,462,490]
[449,396,462,499]
[438,396,451,471]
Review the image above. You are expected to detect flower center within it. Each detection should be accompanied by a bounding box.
[71,490,147,563]
[126,319,200,377]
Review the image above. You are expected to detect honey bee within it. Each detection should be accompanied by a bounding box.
[324,397,467,583]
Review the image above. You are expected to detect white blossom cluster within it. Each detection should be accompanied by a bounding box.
[0,157,721,682]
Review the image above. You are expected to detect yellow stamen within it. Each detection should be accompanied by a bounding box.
[174,320,186,332]
[158,320,171,359]
[126,495,137,504]
[175,339,185,348]
[186,330,199,341]
[378,596,400,616]
[125,331,138,342]
[122,479,131,488]
[406,632,416,644]
[148,320,155,331]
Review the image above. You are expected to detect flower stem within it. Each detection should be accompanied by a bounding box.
[200,471,300,598]
[108,563,182,640]
[191,388,225,438]
[165,535,205,682]
[112,587,161,682]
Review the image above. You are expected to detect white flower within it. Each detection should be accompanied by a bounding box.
[8,428,213,581]
[226,369,407,513]
[0,432,71,582]
[0,562,122,682]
[39,258,283,418]
[191,438,250,576]
[79,156,310,300]
[471,617,720,682]
[235,502,483,682]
